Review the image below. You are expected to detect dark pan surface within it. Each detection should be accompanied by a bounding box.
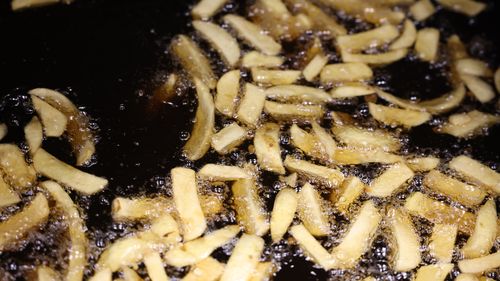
[0,0,499,280]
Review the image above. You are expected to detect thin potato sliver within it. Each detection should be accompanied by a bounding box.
[390,19,417,50]
[193,20,240,67]
[254,122,285,174]
[31,95,67,137]
[336,25,399,53]
[215,70,240,117]
[220,234,264,281]
[271,188,298,242]
[0,175,20,208]
[0,144,36,189]
[297,183,330,236]
[211,122,247,154]
[289,224,336,270]
[429,223,458,263]
[191,0,229,19]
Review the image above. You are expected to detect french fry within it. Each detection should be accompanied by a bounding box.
[415,28,440,62]
[224,14,282,55]
[237,83,266,128]
[42,181,88,281]
[409,0,436,21]
[232,179,270,236]
[332,148,403,164]
[366,162,414,197]
[449,155,500,194]
[148,213,181,243]
[447,34,468,61]
[436,0,486,17]
[428,223,458,263]
[290,124,326,160]
[330,83,376,98]
[289,224,336,270]
[341,48,408,65]
[121,267,143,281]
[388,208,421,271]
[423,170,486,207]
[242,51,284,68]
[89,268,112,281]
[198,164,252,181]
[24,116,43,154]
[461,199,496,258]
[171,167,206,241]
[215,70,240,117]
[369,102,432,128]
[36,266,61,281]
[144,252,169,281]
[363,277,376,281]
[0,144,36,189]
[303,53,328,82]
[414,264,453,281]
[11,0,65,11]
[331,176,365,214]
[33,148,108,194]
[264,101,324,121]
[183,78,215,160]
[284,156,344,187]
[280,172,298,187]
[331,124,401,152]
[456,58,493,77]
[317,0,405,25]
[97,237,155,272]
[171,35,216,89]
[456,274,480,281]
[441,110,500,138]
[0,123,6,141]
[458,251,500,274]
[405,156,440,172]
[254,123,285,174]
[0,193,49,251]
[271,188,298,242]
[495,68,500,93]
[0,175,20,208]
[390,19,417,50]
[331,200,381,269]
[460,74,495,103]
[193,20,240,67]
[266,85,331,104]
[297,183,331,236]
[285,0,346,36]
[191,0,228,19]
[111,197,172,221]
[337,25,399,53]
[320,62,373,83]
[249,262,275,281]
[404,192,475,234]
[182,257,224,281]
[211,123,247,154]
[311,122,337,161]
[251,68,301,86]
[31,95,67,137]
[220,234,264,281]
[181,225,240,262]
[29,88,95,166]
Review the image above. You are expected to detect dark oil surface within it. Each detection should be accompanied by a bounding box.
[0,0,499,280]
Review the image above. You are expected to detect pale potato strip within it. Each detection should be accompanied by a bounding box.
[366,163,414,197]
[330,83,376,98]
[171,167,206,241]
[409,0,436,21]
[264,101,324,121]
[0,123,6,141]
[24,116,43,154]
[460,74,495,103]
[11,0,60,11]
[29,88,95,166]
[144,252,169,281]
[461,199,496,258]
[303,53,328,82]
[388,208,421,271]
[336,25,399,53]
[495,68,500,93]
[184,78,215,160]
[429,223,458,263]
[182,257,224,281]
[333,148,403,164]
[458,251,500,274]
[331,124,401,152]
[436,0,486,17]
[198,164,251,181]
[122,267,143,281]
[215,70,240,117]
[254,122,285,174]
[211,122,247,154]
[456,58,493,77]
[0,175,20,208]
[286,0,346,36]
[289,224,336,270]
[31,95,67,137]
[332,176,365,214]
[415,28,440,62]
[331,200,381,269]
[317,0,404,25]
[265,85,332,104]
[242,51,284,68]
[193,20,240,67]
[369,102,431,127]
[224,14,282,55]
[192,0,228,19]
[414,264,453,281]
[220,234,264,281]
[290,124,326,160]
[404,192,475,234]
[320,62,373,83]
[311,122,337,161]
[182,225,240,261]
[298,183,330,236]
[456,274,480,281]
[0,193,49,251]
[237,83,266,127]
[33,148,108,195]
[341,48,408,65]
[362,278,376,281]
[111,197,172,221]
[251,68,301,86]
[440,110,500,138]
[449,155,500,194]
[0,144,36,189]
[447,34,468,61]
[390,19,417,49]
[280,172,298,187]
[37,266,61,281]
[423,170,486,207]
[232,179,269,236]
[89,268,112,281]
[405,156,440,172]
[171,35,216,89]
[271,188,298,242]
[284,156,344,187]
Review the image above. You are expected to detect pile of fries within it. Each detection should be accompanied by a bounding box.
[2,0,500,280]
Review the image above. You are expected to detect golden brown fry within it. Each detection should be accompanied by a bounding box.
[264,101,324,121]
[215,70,240,117]
[211,122,247,154]
[298,183,330,236]
[366,162,414,197]
[220,234,264,281]
[429,223,458,263]
[390,19,417,50]
[24,116,43,154]
[237,83,266,128]
[191,0,229,19]
[271,188,298,242]
[11,0,62,11]
[320,62,373,83]
[284,156,344,187]
[436,0,486,17]
[337,25,399,53]
[449,155,500,194]
[193,20,240,67]
[461,199,497,258]
[0,144,36,189]
[232,179,270,236]
[409,0,436,21]
[254,123,285,174]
